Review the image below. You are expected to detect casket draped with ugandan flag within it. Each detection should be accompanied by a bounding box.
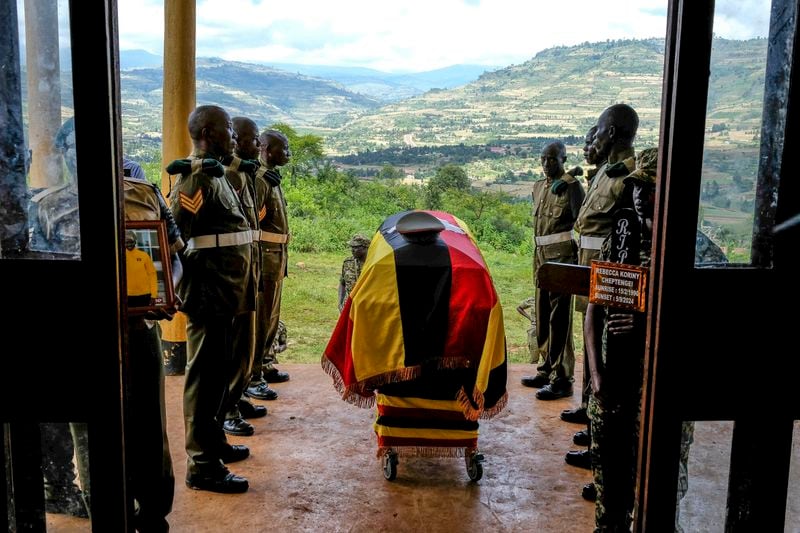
[322,210,508,458]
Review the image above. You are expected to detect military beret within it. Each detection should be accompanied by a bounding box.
[624,147,658,186]
[348,234,371,247]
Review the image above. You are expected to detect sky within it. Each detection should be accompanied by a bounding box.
[109,0,770,73]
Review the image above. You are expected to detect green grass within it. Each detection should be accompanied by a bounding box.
[277,249,584,366]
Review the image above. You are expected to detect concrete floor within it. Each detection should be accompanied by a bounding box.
[47,363,800,532]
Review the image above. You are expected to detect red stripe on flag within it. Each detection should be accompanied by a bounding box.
[323,297,358,387]
[427,212,497,365]
[376,436,478,449]
[377,405,473,421]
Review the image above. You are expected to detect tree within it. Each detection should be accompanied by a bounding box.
[377,164,404,181]
[431,164,470,191]
[425,164,470,209]
[269,122,325,183]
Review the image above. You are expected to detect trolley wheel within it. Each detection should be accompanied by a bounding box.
[382,451,398,481]
[466,452,484,482]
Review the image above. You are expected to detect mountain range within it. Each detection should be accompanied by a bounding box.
[117,38,766,156]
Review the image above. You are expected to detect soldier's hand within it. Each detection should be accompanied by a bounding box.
[567,165,583,177]
[550,178,568,194]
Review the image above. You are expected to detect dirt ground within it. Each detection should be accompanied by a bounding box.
[47,363,800,532]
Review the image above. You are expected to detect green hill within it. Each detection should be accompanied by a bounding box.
[324,37,767,154]
[120,57,380,144]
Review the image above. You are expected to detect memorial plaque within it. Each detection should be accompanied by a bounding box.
[589,260,648,312]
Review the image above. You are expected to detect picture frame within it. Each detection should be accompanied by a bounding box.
[124,219,176,315]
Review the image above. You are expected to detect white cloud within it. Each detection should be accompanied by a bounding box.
[116,0,771,72]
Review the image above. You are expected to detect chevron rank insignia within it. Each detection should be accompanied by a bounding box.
[179,189,204,214]
[258,205,266,222]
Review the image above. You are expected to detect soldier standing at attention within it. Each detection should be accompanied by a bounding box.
[584,147,657,531]
[245,129,292,401]
[520,140,585,401]
[221,116,269,437]
[171,105,256,494]
[338,233,371,312]
[564,104,639,476]
[560,124,604,474]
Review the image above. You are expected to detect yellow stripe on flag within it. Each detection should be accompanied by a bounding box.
[350,233,406,381]
[375,394,465,412]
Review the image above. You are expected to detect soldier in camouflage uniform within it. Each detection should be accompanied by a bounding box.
[27,117,80,257]
[338,233,371,312]
[171,105,256,494]
[521,140,585,401]
[585,147,656,532]
[516,296,539,364]
[273,319,288,354]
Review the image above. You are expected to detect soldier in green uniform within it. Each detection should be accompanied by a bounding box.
[171,105,256,494]
[585,147,656,532]
[221,116,269,437]
[565,104,639,472]
[582,125,600,186]
[338,233,371,312]
[520,140,585,401]
[574,104,638,279]
[245,129,292,400]
[561,125,602,458]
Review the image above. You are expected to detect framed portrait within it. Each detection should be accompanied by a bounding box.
[124,219,176,315]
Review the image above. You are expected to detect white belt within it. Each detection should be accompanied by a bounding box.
[535,231,573,246]
[252,230,289,244]
[580,235,606,250]
[186,230,253,250]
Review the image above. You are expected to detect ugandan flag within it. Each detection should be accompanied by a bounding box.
[322,210,508,425]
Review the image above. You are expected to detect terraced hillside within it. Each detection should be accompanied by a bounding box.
[325,38,767,155]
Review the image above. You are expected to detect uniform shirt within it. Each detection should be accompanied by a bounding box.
[531,171,585,272]
[573,149,636,310]
[255,162,289,282]
[226,164,261,292]
[340,256,365,303]
[170,151,255,317]
[574,147,636,251]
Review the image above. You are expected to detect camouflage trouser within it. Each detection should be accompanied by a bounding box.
[588,395,641,533]
[675,420,695,533]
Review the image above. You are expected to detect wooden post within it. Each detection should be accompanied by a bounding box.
[24,0,63,189]
[160,0,195,198]
[159,0,195,346]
